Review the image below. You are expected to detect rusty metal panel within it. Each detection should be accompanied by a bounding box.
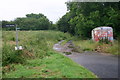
[92,27,113,42]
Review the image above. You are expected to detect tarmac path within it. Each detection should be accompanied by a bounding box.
[53,41,119,78]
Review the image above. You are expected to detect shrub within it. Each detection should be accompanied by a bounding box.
[2,44,26,66]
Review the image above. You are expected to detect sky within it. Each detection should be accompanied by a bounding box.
[0,0,68,23]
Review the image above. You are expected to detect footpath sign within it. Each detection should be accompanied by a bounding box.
[5,24,23,50]
[5,24,16,27]
[15,26,23,50]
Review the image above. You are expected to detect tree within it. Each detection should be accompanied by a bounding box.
[2,20,15,30]
[2,13,52,30]
[57,2,120,39]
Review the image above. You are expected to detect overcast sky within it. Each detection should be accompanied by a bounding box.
[0,0,68,23]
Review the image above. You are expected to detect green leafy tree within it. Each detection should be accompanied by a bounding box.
[2,13,52,30]
[57,2,120,39]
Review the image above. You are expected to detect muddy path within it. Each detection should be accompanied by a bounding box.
[53,41,119,78]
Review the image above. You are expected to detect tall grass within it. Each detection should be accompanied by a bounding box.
[103,40,118,55]
[2,31,97,78]
[73,40,98,51]
[2,44,26,66]
[2,30,71,66]
[73,39,119,55]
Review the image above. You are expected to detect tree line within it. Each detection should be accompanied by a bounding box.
[2,2,120,39]
[57,2,120,39]
[2,13,54,30]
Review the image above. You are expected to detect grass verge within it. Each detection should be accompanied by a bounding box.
[73,39,119,55]
[3,52,97,78]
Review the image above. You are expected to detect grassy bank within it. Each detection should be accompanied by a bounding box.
[2,31,71,66]
[73,39,119,55]
[3,53,96,78]
[2,31,97,78]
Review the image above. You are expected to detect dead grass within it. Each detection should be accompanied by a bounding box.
[22,50,35,59]
[8,41,16,45]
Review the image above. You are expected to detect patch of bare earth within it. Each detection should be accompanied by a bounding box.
[22,50,35,59]
[8,41,16,45]
[54,40,114,56]
[54,41,81,55]
[94,44,113,56]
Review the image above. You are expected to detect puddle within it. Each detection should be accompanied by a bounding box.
[53,40,64,52]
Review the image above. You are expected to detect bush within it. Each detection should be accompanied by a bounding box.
[2,44,26,66]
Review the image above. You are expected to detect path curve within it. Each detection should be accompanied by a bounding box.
[53,41,118,78]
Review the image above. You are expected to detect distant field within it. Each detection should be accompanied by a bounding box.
[2,31,97,78]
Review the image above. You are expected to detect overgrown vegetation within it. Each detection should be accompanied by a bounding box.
[73,39,119,55]
[2,31,97,78]
[2,44,26,66]
[2,31,71,66]
[2,2,119,78]
[3,53,97,78]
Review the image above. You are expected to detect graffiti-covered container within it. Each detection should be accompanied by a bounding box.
[92,27,113,42]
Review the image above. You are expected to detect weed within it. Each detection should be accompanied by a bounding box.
[64,52,72,55]
[83,48,92,51]
[73,39,119,55]
[2,44,26,66]
[2,31,71,66]
[2,53,97,78]
[99,37,111,44]
[2,31,97,78]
